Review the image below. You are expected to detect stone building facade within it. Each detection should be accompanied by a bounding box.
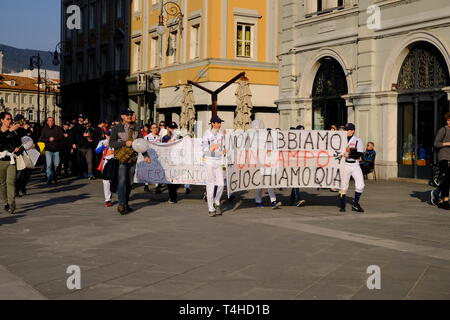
[276,0,450,179]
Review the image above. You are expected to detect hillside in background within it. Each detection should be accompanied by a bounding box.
[0,43,60,73]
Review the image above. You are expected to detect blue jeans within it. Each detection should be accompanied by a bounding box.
[45,151,60,182]
[117,163,136,206]
[290,188,301,201]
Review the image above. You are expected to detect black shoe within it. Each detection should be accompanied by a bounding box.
[117,205,128,215]
[4,204,9,212]
[339,206,346,212]
[438,201,450,210]
[8,204,16,215]
[185,188,191,194]
[47,180,52,185]
[352,203,365,213]
[126,205,134,212]
[155,187,162,194]
[214,204,222,216]
[208,211,216,217]
[144,185,150,192]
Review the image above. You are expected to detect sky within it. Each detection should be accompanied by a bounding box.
[0,0,61,51]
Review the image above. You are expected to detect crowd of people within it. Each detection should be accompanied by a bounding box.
[0,106,381,217]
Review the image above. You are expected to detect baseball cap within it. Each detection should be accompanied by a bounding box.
[210,115,224,123]
[14,114,25,122]
[120,108,135,115]
[168,121,178,129]
[344,123,355,131]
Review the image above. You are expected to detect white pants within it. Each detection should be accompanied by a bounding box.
[341,162,365,194]
[103,179,112,202]
[255,188,276,203]
[206,158,224,212]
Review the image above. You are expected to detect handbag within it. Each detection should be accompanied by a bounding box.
[114,128,138,164]
[16,152,35,171]
[16,155,26,171]
[22,151,35,168]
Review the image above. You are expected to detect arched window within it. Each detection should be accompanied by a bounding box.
[398,42,450,92]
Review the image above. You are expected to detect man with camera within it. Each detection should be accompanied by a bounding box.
[110,108,151,215]
[40,117,63,185]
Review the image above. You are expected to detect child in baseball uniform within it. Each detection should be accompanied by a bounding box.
[339,123,365,213]
[202,115,226,217]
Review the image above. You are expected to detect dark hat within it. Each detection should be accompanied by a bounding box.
[168,121,178,129]
[210,115,224,123]
[63,121,70,126]
[98,119,107,124]
[105,129,111,136]
[120,108,135,115]
[344,123,355,131]
[296,125,305,130]
[78,113,85,119]
[14,114,25,122]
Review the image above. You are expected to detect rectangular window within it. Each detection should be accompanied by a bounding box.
[77,55,84,81]
[5,93,10,103]
[190,24,200,60]
[317,0,323,12]
[102,0,108,25]
[116,0,123,18]
[89,54,96,79]
[115,46,123,70]
[101,49,108,75]
[89,3,96,29]
[133,41,141,72]
[168,31,177,65]
[13,94,18,104]
[22,94,26,104]
[29,95,33,104]
[236,24,252,58]
[133,0,141,13]
[338,0,344,7]
[150,35,159,68]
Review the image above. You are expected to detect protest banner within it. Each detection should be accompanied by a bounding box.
[135,137,208,185]
[225,130,347,193]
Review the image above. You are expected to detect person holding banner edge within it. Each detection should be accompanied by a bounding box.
[202,115,226,217]
[339,123,365,213]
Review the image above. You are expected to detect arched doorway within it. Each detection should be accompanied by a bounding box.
[397,41,450,179]
[312,57,348,130]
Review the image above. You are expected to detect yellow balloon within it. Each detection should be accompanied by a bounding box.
[37,142,45,155]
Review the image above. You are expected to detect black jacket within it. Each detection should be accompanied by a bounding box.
[71,123,94,149]
[40,125,63,152]
[0,128,23,160]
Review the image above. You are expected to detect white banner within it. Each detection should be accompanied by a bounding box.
[135,137,207,185]
[225,130,347,193]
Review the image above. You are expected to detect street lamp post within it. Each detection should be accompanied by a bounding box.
[29,53,43,126]
[154,1,183,123]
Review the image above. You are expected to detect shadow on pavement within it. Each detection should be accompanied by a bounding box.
[20,194,91,211]
[0,214,26,225]
[410,190,432,204]
[36,183,88,194]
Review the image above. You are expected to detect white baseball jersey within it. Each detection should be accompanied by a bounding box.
[342,135,365,194]
[202,129,225,160]
[145,134,161,143]
[346,135,364,163]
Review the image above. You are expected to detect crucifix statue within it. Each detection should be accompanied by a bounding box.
[188,72,246,117]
